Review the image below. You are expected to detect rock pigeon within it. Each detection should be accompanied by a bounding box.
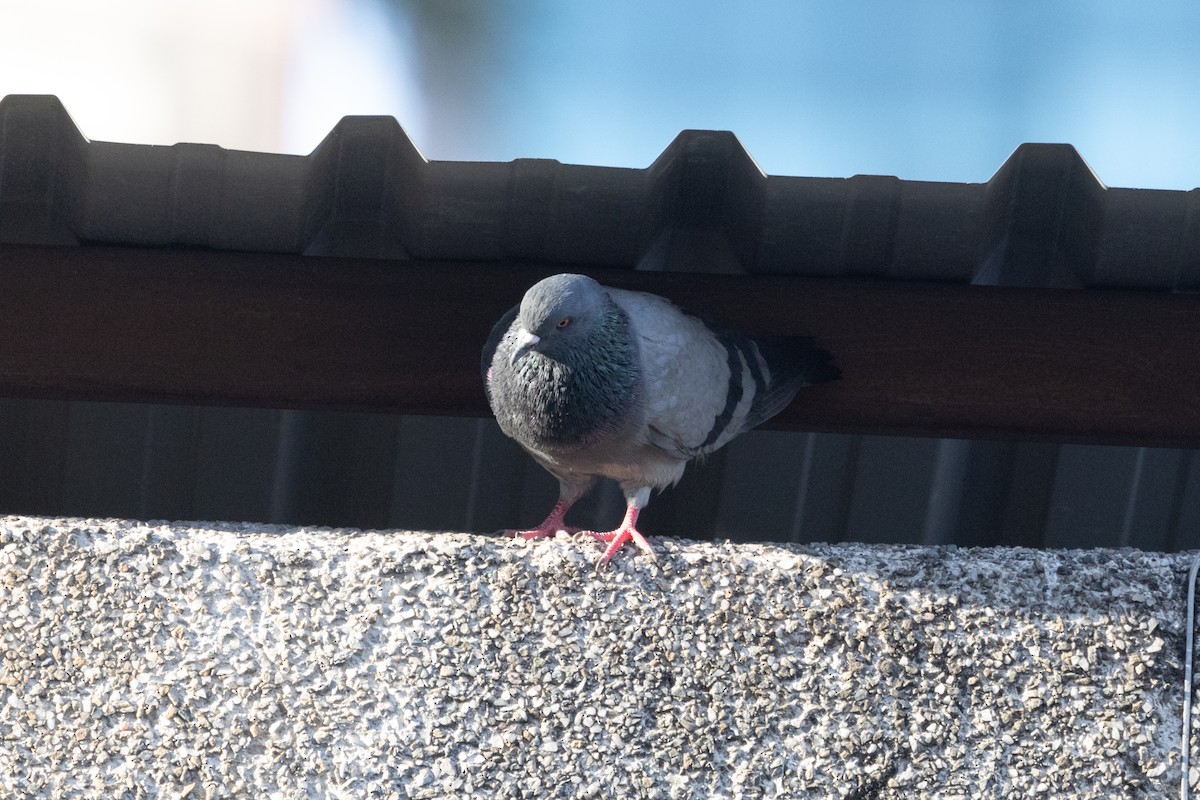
[482,273,839,565]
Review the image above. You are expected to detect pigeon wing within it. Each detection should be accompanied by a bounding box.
[481,302,519,390]
[607,289,751,461]
[608,288,837,462]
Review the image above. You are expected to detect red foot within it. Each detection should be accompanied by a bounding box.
[582,507,655,565]
[505,523,581,540]
[503,499,578,540]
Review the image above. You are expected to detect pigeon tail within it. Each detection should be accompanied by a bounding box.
[741,335,840,432]
[758,335,840,385]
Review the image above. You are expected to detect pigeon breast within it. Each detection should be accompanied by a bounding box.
[486,298,640,451]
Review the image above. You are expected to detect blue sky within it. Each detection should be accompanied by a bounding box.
[446,2,1200,189]
[3,1,1197,190]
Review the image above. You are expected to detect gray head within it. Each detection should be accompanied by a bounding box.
[492,273,638,446]
[510,274,610,365]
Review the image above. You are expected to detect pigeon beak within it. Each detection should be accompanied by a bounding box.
[511,328,541,365]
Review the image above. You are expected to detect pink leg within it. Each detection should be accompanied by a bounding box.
[504,498,580,540]
[583,504,655,565]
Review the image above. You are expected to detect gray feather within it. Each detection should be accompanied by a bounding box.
[481,303,518,388]
[483,273,838,503]
[485,275,638,450]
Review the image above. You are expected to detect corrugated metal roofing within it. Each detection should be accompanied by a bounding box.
[2,95,1197,286]
[2,93,1199,553]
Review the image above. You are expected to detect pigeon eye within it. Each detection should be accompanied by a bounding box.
[556,317,572,329]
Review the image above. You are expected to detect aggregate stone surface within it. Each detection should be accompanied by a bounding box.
[0,515,1194,798]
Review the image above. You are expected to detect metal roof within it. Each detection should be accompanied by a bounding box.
[2,94,1197,288]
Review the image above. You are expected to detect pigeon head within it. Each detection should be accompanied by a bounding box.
[510,274,609,365]
[491,273,639,447]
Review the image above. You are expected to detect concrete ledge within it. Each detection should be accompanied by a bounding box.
[0,516,1191,798]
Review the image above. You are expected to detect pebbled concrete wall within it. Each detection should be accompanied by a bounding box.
[0,516,1193,798]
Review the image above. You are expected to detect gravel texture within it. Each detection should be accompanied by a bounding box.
[0,515,1194,798]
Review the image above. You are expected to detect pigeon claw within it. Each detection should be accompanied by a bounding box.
[504,524,580,540]
[589,526,655,565]
[585,503,655,566]
[503,499,578,540]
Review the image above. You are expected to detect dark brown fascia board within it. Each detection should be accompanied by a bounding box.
[1,242,1197,448]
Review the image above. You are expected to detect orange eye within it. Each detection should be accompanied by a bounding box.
[556,317,572,329]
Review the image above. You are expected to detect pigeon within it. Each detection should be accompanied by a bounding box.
[482,273,839,565]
